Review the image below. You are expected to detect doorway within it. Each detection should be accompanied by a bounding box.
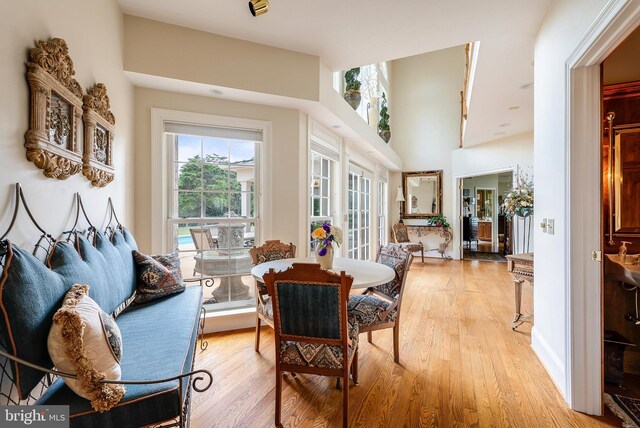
[460,171,513,261]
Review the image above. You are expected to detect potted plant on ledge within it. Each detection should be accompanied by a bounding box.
[343,67,362,110]
[378,92,391,143]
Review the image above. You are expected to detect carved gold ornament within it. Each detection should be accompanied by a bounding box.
[25,38,83,179]
[82,83,115,187]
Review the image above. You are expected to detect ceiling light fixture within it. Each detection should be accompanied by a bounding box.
[249,0,269,16]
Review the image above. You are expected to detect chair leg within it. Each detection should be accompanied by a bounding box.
[367,331,372,344]
[421,248,424,263]
[275,368,282,427]
[352,347,359,385]
[342,371,349,428]
[254,316,261,352]
[393,325,400,364]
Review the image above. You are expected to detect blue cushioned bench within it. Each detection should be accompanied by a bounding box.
[0,228,211,428]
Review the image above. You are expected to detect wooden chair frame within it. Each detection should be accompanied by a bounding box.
[391,223,424,263]
[263,263,357,428]
[249,240,296,352]
[356,245,413,364]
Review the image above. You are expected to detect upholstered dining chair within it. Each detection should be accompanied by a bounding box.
[249,240,296,352]
[391,222,424,263]
[347,244,413,364]
[262,263,358,428]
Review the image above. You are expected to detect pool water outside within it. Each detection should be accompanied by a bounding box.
[178,235,193,246]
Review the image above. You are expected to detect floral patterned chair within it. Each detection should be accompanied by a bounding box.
[347,244,413,364]
[391,222,424,263]
[249,240,296,352]
[262,263,358,428]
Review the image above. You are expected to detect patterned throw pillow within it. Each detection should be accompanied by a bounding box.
[48,284,125,411]
[132,251,185,305]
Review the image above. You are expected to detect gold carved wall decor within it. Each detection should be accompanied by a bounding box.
[82,83,115,187]
[25,38,83,179]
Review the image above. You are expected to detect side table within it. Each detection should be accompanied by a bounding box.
[506,252,534,330]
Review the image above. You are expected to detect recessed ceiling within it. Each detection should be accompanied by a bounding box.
[118,0,552,147]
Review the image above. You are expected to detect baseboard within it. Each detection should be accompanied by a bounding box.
[531,326,567,398]
[203,309,255,334]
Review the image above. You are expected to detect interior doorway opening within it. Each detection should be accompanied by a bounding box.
[460,171,513,262]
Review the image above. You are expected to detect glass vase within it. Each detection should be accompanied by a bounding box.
[315,245,334,270]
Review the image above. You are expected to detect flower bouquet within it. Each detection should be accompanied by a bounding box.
[311,221,343,269]
[503,174,534,218]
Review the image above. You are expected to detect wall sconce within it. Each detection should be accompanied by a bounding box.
[395,186,405,224]
[249,0,269,16]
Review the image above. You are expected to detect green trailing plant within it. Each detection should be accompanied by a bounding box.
[429,214,450,228]
[378,92,390,133]
[344,68,361,92]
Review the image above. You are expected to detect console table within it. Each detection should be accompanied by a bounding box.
[406,225,452,260]
[506,252,534,330]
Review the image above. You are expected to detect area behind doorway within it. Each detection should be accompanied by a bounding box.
[461,172,513,262]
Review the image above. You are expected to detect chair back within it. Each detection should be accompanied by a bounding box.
[250,240,296,265]
[391,223,410,243]
[469,216,478,241]
[374,244,413,308]
[190,227,217,251]
[263,263,353,345]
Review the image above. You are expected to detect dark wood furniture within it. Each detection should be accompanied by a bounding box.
[249,240,296,352]
[263,263,358,428]
[463,216,479,250]
[478,220,492,241]
[506,252,534,330]
[348,245,413,363]
[391,222,424,262]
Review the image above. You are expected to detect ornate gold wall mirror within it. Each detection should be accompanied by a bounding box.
[25,38,83,179]
[83,83,115,187]
[401,170,443,218]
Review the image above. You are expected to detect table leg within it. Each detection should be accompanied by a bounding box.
[512,279,524,330]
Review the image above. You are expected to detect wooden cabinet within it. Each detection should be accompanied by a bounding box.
[478,221,492,242]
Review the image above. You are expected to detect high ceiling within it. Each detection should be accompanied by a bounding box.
[118,0,552,147]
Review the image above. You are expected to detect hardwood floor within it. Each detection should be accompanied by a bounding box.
[191,259,619,427]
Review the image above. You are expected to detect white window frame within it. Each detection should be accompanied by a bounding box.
[348,165,372,261]
[378,180,388,247]
[151,108,271,254]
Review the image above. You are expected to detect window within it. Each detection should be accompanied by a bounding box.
[165,122,261,312]
[310,152,336,251]
[378,181,388,247]
[348,169,371,260]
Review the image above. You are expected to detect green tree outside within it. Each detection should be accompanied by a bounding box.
[177,154,242,218]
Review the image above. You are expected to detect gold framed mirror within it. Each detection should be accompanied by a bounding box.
[401,170,443,219]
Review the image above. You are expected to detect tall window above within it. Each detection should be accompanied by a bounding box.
[165,122,261,312]
[335,63,390,127]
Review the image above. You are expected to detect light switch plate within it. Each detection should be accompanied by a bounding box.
[547,219,555,235]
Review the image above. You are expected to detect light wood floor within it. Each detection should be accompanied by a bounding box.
[191,259,619,427]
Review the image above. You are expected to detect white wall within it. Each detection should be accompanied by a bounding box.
[0,0,134,248]
[390,46,465,257]
[533,0,609,399]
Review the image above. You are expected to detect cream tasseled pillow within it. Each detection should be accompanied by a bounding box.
[48,284,125,412]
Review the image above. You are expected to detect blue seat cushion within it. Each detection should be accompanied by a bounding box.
[37,286,203,428]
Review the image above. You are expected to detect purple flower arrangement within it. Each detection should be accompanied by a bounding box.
[311,221,343,256]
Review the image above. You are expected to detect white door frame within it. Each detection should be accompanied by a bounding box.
[453,167,515,260]
[566,0,640,414]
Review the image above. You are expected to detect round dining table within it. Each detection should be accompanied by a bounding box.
[250,257,395,289]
